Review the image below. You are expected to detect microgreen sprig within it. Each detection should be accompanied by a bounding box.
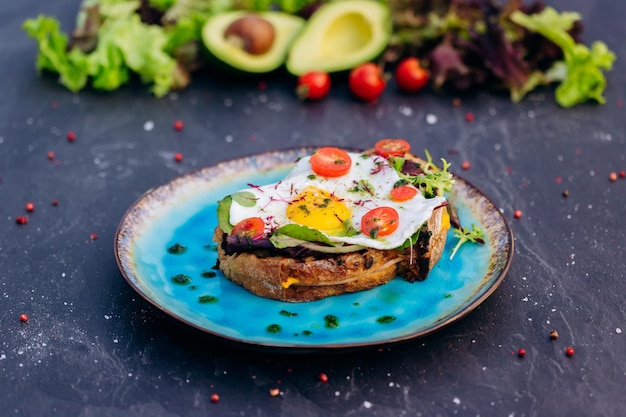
[449,224,485,260]
[389,150,454,198]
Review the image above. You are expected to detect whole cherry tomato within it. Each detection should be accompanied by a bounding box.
[348,63,385,102]
[296,71,331,100]
[395,57,429,93]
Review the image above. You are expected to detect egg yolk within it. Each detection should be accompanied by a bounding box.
[286,187,351,235]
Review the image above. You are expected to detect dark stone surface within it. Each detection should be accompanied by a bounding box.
[1,1,625,416]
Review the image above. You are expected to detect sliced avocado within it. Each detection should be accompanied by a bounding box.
[286,0,391,75]
[202,11,305,74]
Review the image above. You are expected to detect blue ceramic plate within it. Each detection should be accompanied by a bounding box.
[115,149,513,350]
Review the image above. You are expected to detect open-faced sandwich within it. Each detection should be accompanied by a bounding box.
[213,139,454,302]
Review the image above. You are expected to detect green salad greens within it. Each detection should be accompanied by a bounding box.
[23,0,615,106]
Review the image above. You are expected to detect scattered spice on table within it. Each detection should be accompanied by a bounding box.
[565,346,575,357]
[210,393,220,403]
[90,233,98,241]
[461,161,471,170]
[19,314,29,323]
[514,210,522,219]
[465,112,475,122]
[174,153,183,162]
[517,348,526,357]
[269,388,280,397]
[318,373,329,383]
[550,330,559,340]
[173,120,184,131]
[25,202,35,212]
[47,151,55,160]
[609,172,617,182]
[66,131,76,142]
[16,216,28,225]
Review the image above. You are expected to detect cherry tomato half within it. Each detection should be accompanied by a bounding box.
[395,57,429,93]
[310,147,352,177]
[390,184,418,202]
[231,217,265,239]
[296,71,331,100]
[361,207,399,239]
[375,138,411,157]
[349,63,385,102]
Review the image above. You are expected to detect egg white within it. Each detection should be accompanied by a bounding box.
[228,152,446,250]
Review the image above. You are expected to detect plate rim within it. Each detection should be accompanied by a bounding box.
[114,147,514,350]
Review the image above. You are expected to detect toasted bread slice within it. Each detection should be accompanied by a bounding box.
[213,204,449,302]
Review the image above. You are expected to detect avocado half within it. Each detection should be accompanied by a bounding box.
[202,11,305,74]
[286,0,392,76]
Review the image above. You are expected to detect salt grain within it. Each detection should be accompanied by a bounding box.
[399,106,413,116]
[363,401,372,409]
[143,121,155,131]
[425,114,437,125]
[617,328,622,334]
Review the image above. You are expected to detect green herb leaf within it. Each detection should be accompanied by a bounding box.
[341,219,360,237]
[449,224,485,261]
[348,179,375,195]
[388,150,455,198]
[232,191,258,207]
[398,226,423,250]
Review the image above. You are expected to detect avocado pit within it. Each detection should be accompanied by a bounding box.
[224,15,276,55]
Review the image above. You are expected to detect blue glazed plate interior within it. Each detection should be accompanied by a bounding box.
[115,149,513,349]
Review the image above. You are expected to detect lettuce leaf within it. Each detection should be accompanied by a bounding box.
[23,6,186,96]
[271,224,335,247]
[511,7,615,107]
[22,15,90,92]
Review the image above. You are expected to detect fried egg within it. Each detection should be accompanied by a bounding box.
[228,151,446,250]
